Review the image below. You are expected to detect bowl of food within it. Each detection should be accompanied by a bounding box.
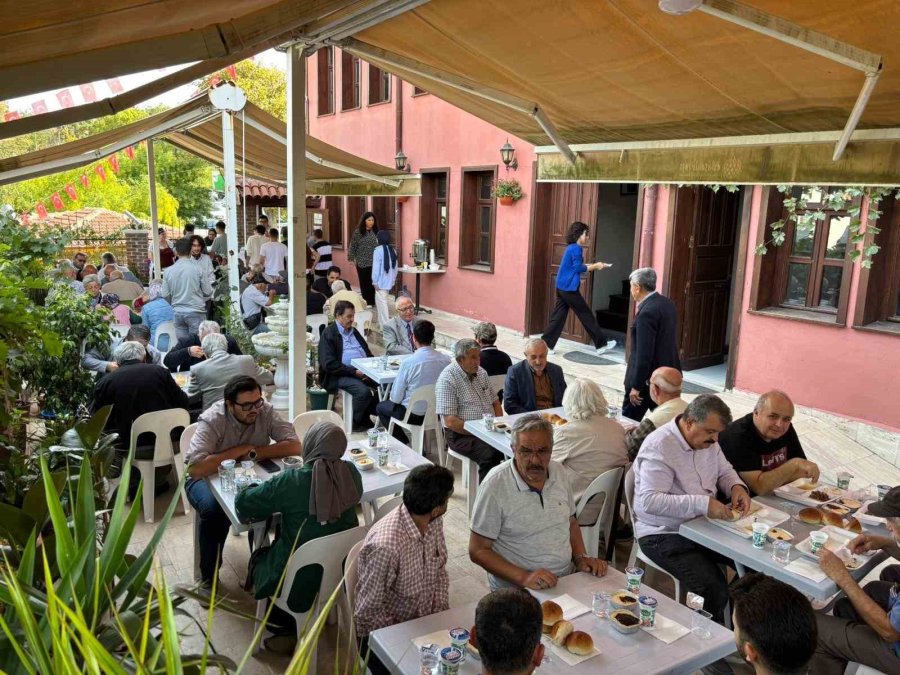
[282,455,303,468]
[609,610,641,635]
[350,447,367,457]
[610,591,639,612]
[354,457,375,471]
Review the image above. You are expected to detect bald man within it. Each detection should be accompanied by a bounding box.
[719,390,818,496]
[624,367,687,460]
[503,338,567,415]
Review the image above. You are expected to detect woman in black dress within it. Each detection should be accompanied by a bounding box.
[347,210,379,306]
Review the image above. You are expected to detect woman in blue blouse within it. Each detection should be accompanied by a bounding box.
[542,221,616,355]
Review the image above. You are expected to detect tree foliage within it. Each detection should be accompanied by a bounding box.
[199,59,287,121]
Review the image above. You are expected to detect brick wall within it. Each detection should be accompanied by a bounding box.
[123,229,150,283]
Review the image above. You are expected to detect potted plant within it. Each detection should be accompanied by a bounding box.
[491,178,524,205]
[306,342,330,410]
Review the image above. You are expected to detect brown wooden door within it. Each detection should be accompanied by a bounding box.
[529,182,599,343]
[668,186,740,370]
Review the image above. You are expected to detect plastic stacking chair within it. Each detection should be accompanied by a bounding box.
[306,314,328,344]
[441,414,479,517]
[373,495,403,523]
[624,467,682,602]
[387,385,440,456]
[576,467,625,559]
[354,309,373,334]
[152,320,178,353]
[292,410,343,441]
[110,323,131,339]
[340,539,367,668]
[489,374,506,411]
[129,408,190,523]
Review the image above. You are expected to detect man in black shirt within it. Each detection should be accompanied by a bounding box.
[312,265,351,298]
[719,390,819,496]
[473,321,512,376]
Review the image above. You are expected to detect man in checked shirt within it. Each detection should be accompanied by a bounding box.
[354,465,455,675]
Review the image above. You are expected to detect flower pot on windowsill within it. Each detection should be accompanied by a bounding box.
[499,196,514,206]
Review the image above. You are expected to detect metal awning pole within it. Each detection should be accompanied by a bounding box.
[221,111,241,310]
[147,140,162,281]
[287,44,308,420]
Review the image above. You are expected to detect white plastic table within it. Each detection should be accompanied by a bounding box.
[679,493,889,600]
[463,407,636,458]
[369,570,735,674]
[350,354,413,400]
[397,265,446,315]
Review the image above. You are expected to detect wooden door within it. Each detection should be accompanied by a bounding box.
[668,187,740,370]
[528,182,599,343]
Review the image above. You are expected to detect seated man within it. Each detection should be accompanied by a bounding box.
[355,465,455,675]
[624,366,687,460]
[375,320,450,439]
[240,274,276,331]
[99,252,141,284]
[475,589,545,675]
[470,414,607,591]
[325,280,366,319]
[318,301,377,432]
[82,274,102,308]
[633,394,750,624]
[185,333,273,411]
[474,321,512,376]
[312,265,351,298]
[381,296,417,355]
[731,572,817,675]
[184,376,300,589]
[503,338,567,415]
[435,339,505,482]
[719,390,818,496]
[83,324,162,375]
[164,320,241,372]
[101,268,144,301]
[811,485,900,675]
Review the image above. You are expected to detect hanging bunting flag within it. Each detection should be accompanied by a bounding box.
[20,213,30,225]
[56,89,75,108]
[209,75,222,87]
[106,77,124,94]
[108,154,120,173]
[95,164,107,182]
[80,173,90,189]
[79,83,98,103]
[3,111,21,122]
[35,203,48,219]
[31,99,48,115]
[65,184,78,201]
[226,65,238,80]
[124,145,135,161]
[50,193,65,211]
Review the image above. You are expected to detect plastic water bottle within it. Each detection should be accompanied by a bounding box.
[420,644,438,674]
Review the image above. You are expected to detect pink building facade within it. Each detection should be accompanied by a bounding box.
[305,50,900,434]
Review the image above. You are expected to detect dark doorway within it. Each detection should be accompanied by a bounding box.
[666,186,741,371]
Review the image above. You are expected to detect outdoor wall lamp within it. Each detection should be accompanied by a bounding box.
[500,140,518,170]
[394,150,410,172]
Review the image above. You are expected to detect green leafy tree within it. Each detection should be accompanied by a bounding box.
[199,60,287,121]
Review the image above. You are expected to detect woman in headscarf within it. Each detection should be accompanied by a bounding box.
[371,229,399,326]
[98,292,131,325]
[235,422,362,651]
[138,281,175,350]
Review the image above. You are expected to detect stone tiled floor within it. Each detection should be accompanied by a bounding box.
[127,310,895,673]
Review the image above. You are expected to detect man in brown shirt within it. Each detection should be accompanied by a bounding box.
[503,338,567,415]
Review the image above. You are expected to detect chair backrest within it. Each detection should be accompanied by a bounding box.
[624,466,637,523]
[180,422,199,457]
[373,495,403,523]
[129,408,190,461]
[153,320,178,352]
[575,466,625,558]
[404,384,437,429]
[110,323,131,339]
[341,537,367,654]
[489,374,506,398]
[274,526,368,614]
[354,309,373,332]
[307,314,328,344]
[292,410,343,441]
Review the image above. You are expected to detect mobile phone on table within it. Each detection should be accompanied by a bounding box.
[258,459,281,473]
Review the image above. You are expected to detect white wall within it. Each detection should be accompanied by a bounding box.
[592,184,638,310]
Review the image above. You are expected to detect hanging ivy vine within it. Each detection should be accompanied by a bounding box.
[757,186,900,268]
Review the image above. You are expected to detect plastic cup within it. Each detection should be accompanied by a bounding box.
[240,460,254,478]
[367,428,379,448]
[877,484,891,500]
[639,595,658,629]
[220,459,236,492]
[377,447,389,467]
[606,404,620,419]
[483,413,495,431]
[625,566,644,593]
[448,627,469,663]
[837,472,853,490]
[388,446,402,467]
[691,609,712,639]
[772,540,792,565]
[810,531,829,555]
[592,590,610,619]
[438,646,463,674]
[217,465,231,492]
[751,522,769,549]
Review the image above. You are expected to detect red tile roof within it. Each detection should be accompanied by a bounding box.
[31,207,130,237]
[236,177,286,199]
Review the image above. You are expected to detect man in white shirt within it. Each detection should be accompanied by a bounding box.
[241,274,275,331]
[161,237,212,341]
[258,227,288,282]
[246,222,268,267]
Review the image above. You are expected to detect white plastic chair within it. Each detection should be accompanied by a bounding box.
[307,314,328,344]
[130,408,190,523]
[110,323,131,339]
[624,467,682,602]
[354,309,373,334]
[489,374,506,412]
[292,410,343,441]
[153,320,178,352]
[340,539,367,667]
[576,467,625,559]
[257,526,368,671]
[387,385,441,456]
[373,495,403,523]
[441,413,479,516]
[182,423,203,582]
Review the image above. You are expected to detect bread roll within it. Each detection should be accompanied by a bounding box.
[565,630,594,656]
[799,507,823,525]
[845,517,862,534]
[822,510,844,528]
[550,619,574,647]
[541,601,563,632]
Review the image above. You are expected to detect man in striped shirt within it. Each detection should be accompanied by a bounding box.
[312,228,332,277]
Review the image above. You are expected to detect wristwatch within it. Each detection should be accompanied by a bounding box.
[248,448,258,461]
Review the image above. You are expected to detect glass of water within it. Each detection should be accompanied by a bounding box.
[606,404,620,419]
[691,609,713,639]
[592,590,610,619]
[388,446,402,468]
[836,471,853,491]
[217,465,231,492]
[483,413,495,431]
[772,540,791,565]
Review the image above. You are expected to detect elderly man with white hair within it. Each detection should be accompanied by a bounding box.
[101,268,144,301]
[503,338,567,415]
[551,378,628,504]
[326,280,366,319]
[164,319,242,372]
[382,295,418,355]
[624,366,688,460]
[184,333,273,411]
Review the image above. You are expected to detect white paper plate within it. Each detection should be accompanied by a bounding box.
[706,500,789,538]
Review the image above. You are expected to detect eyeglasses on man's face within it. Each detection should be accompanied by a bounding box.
[234,397,265,412]
[515,448,552,460]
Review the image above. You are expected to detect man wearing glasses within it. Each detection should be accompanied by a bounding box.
[184,376,300,590]
[468,414,607,591]
[73,252,88,281]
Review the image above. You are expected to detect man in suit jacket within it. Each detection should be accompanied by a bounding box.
[185,333,273,411]
[623,267,681,421]
[318,300,376,431]
[382,296,417,355]
[164,320,241,372]
[503,338,567,415]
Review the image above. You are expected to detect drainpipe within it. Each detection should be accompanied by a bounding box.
[394,76,404,270]
[639,184,658,268]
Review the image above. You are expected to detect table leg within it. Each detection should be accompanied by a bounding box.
[192,515,202,582]
[413,273,432,315]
